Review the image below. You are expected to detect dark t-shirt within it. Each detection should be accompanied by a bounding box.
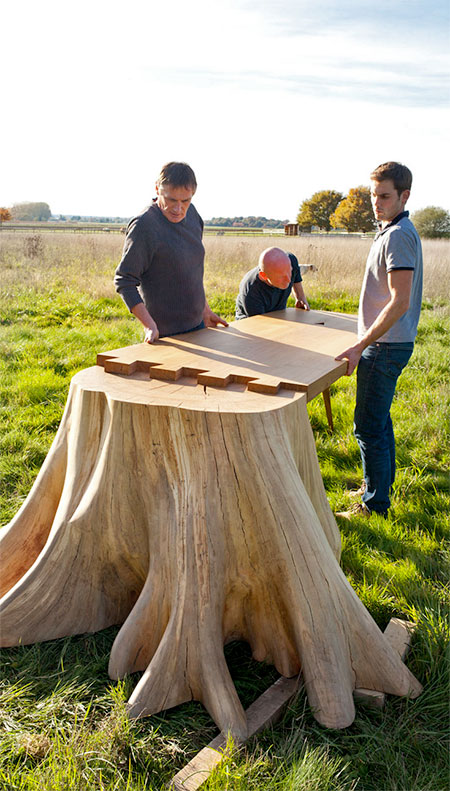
[114,201,206,336]
[235,253,302,319]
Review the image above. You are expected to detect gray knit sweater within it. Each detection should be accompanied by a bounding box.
[114,201,206,336]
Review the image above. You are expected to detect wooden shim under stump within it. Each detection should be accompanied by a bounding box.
[353,618,417,709]
[169,618,416,790]
[169,675,300,790]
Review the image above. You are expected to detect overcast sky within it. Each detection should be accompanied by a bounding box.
[2,0,449,220]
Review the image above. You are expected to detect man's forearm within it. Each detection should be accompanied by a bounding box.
[357,297,409,351]
[131,302,159,342]
[131,302,155,329]
[292,282,310,310]
[342,297,410,369]
[336,269,413,375]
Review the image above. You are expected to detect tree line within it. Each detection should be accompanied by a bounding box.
[297,188,377,233]
[205,216,286,228]
[296,188,450,238]
[4,202,52,222]
[0,203,129,225]
[1,199,449,239]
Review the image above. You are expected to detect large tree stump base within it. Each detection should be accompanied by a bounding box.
[0,317,422,740]
[170,618,418,791]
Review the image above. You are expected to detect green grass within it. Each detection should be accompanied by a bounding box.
[0,249,449,790]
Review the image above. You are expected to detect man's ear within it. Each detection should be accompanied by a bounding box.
[258,270,269,283]
[401,189,411,207]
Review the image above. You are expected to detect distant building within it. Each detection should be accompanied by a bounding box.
[284,223,299,236]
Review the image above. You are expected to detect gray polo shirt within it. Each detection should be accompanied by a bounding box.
[358,212,423,343]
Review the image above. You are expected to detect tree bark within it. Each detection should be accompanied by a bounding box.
[0,365,421,739]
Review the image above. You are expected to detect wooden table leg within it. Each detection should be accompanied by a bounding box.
[322,387,334,431]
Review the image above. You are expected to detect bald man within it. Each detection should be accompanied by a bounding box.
[235,247,310,320]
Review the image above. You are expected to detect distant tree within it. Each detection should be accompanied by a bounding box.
[296,221,312,233]
[0,207,12,223]
[411,206,450,238]
[11,202,51,221]
[330,187,376,233]
[204,216,285,228]
[297,190,343,232]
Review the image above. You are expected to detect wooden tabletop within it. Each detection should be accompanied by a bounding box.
[95,309,357,402]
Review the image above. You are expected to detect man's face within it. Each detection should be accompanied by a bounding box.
[371,179,410,226]
[155,183,194,223]
[261,267,292,290]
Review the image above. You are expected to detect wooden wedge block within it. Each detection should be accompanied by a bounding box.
[169,740,227,791]
[169,675,300,790]
[353,618,417,709]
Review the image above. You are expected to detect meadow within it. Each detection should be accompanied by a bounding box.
[0,231,449,790]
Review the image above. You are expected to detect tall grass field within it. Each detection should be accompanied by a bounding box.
[0,231,449,791]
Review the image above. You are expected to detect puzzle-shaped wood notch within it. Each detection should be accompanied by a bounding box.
[98,349,288,394]
[96,311,358,397]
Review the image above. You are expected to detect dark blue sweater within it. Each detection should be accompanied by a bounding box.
[115,201,205,336]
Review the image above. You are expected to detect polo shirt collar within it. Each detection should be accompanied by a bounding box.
[376,210,409,237]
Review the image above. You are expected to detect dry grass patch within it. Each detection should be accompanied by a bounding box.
[0,232,448,305]
[0,233,121,300]
[203,235,450,303]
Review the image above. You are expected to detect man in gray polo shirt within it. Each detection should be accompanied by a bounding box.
[336,162,423,517]
[115,162,227,342]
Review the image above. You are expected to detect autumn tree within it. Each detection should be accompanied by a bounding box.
[0,208,12,224]
[330,186,376,233]
[297,190,343,232]
[11,202,51,221]
[411,206,450,238]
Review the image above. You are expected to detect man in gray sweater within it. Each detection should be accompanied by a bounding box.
[115,162,227,342]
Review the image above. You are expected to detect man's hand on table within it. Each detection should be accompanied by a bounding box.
[335,342,364,376]
[203,303,229,329]
[144,321,160,344]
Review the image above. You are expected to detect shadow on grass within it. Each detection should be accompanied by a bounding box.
[0,632,281,744]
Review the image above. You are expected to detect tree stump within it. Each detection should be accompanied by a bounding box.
[0,313,422,739]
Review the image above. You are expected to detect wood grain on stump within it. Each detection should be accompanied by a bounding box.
[0,311,421,739]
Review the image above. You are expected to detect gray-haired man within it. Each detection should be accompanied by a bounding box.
[115,161,228,343]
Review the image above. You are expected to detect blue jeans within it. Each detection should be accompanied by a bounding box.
[160,321,205,339]
[354,342,413,515]
[180,320,205,334]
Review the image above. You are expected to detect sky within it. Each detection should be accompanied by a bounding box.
[2,0,449,221]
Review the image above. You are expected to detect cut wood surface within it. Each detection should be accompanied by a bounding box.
[96,309,358,399]
[0,309,422,740]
